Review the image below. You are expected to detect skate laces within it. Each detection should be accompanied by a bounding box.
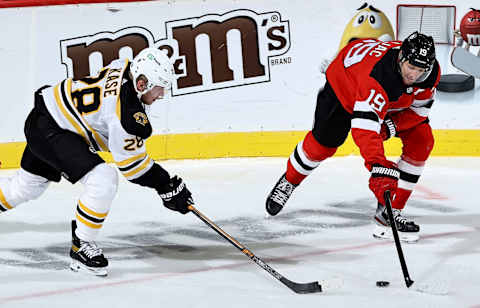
[375,207,410,226]
[393,210,411,225]
[78,240,103,258]
[271,178,296,206]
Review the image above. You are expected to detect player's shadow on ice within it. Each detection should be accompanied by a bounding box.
[104,241,318,277]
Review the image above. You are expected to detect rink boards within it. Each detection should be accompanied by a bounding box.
[0,129,479,169]
[0,0,479,169]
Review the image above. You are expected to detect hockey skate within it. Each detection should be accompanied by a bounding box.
[70,220,108,276]
[373,203,420,243]
[266,173,298,216]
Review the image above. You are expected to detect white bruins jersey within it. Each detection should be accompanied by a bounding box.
[41,59,154,181]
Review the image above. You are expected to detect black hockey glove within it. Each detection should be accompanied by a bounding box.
[380,117,397,141]
[157,176,194,214]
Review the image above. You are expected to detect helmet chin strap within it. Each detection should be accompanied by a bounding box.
[414,69,432,84]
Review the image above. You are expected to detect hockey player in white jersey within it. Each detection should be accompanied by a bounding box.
[0,48,194,276]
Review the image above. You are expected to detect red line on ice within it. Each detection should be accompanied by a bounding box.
[0,230,470,303]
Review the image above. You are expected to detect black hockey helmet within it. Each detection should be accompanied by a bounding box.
[399,31,436,82]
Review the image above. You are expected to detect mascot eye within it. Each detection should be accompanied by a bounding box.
[353,12,368,27]
[368,12,382,29]
[468,17,474,22]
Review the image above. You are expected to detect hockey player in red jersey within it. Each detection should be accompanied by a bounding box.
[0,48,194,276]
[266,32,440,243]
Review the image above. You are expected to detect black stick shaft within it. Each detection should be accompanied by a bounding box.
[384,191,414,288]
[187,205,321,294]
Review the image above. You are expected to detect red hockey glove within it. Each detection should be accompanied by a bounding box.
[380,117,397,141]
[368,161,400,205]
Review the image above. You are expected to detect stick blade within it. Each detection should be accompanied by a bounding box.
[451,47,480,78]
[281,278,322,294]
[406,278,415,288]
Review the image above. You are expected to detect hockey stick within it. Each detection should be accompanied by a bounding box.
[187,205,322,294]
[384,191,414,288]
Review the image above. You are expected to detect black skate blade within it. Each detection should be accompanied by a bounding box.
[70,260,108,277]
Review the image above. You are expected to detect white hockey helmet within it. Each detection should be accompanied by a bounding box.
[130,48,175,95]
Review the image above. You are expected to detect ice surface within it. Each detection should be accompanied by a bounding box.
[0,157,479,308]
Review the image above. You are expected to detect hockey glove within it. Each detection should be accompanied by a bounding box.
[368,161,400,205]
[380,117,397,141]
[157,176,194,214]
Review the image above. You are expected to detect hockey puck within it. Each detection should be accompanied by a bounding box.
[437,74,475,92]
[376,281,390,287]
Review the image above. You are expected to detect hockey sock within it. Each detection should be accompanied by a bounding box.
[392,188,413,210]
[394,157,426,210]
[286,131,336,185]
[75,163,118,241]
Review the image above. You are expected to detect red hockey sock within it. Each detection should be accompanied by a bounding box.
[303,132,337,161]
[286,159,305,185]
[285,132,337,185]
[392,188,413,210]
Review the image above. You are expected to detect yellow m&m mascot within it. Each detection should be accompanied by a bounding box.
[338,3,394,52]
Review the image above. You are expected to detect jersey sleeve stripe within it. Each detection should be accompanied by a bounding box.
[118,154,149,173]
[115,153,147,167]
[118,158,144,172]
[122,157,154,179]
[410,105,430,117]
[412,98,433,108]
[351,118,381,133]
[352,110,379,122]
[352,100,375,113]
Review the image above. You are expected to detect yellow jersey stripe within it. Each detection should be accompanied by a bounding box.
[115,60,129,121]
[122,157,153,178]
[64,80,108,152]
[116,153,147,167]
[0,188,13,209]
[76,214,102,229]
[54,82,89,142]
[78,200,108,218]
[116,94,121,120]
[91,131,108,152]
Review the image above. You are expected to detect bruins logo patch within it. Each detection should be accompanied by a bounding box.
[133,112,149,126]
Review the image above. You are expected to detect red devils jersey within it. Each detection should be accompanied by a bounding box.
[326,38,441,169]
